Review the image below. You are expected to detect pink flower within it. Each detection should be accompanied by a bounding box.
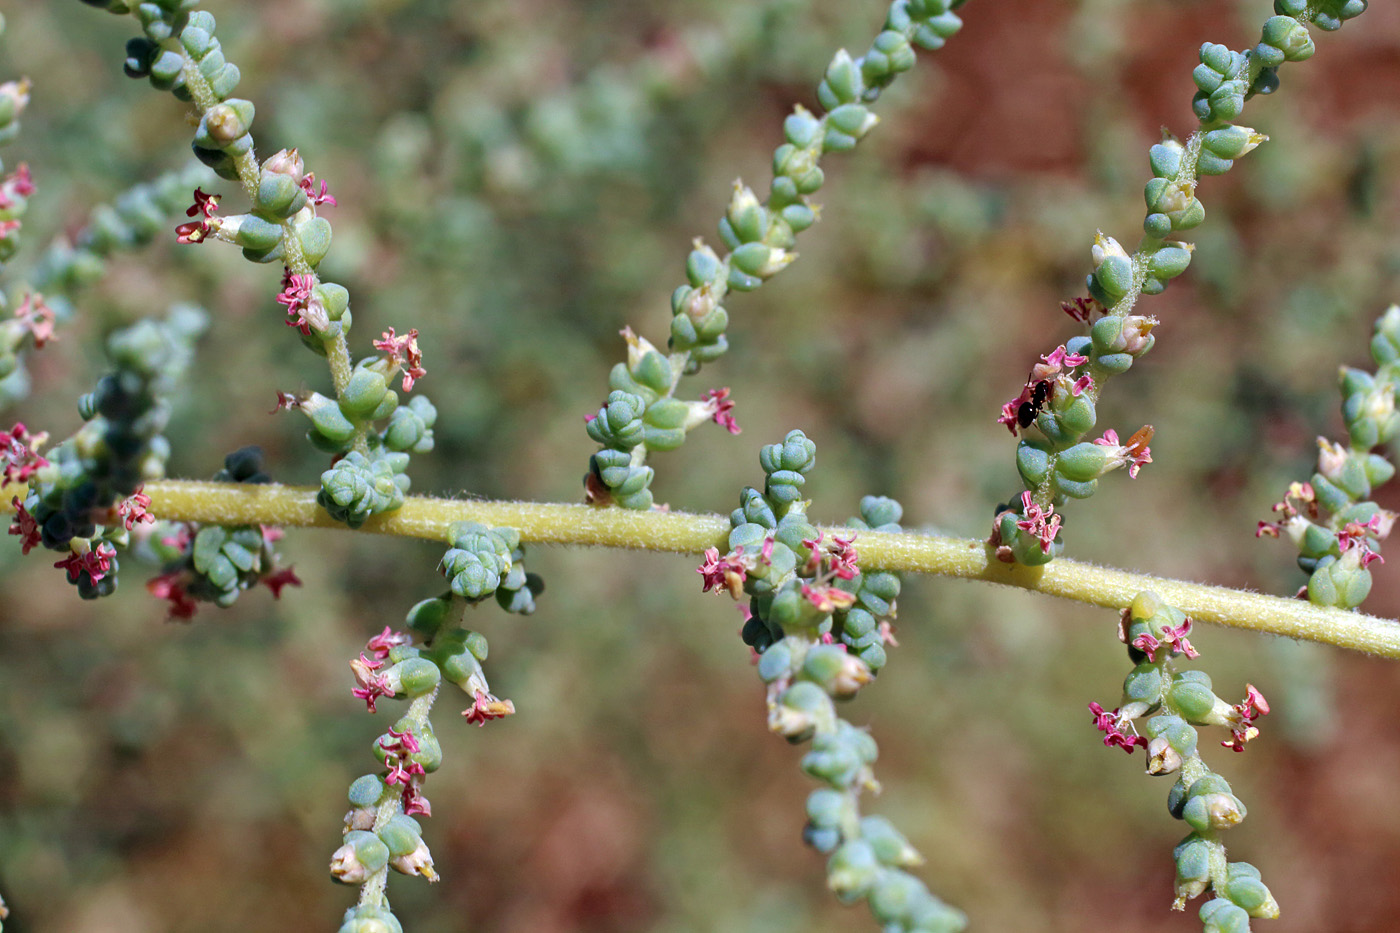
[402,783,432,818]
[350,655,394,713]
[8,496,40,554]
[1160,618,1199,659]
[1014,490,1062,553]
[272,391,301,413]
[1338,516,1386,569]
[829,534,860,580]
[1,422,49,487]
[54,542,116,584]
[463,690,516,726]
[1094,426,1153,478]
[260,566,302,599]
[374,327,427,392]
[0,163,34,209]
[14,293,56,348]
[1089,701,1148,754]
[700,387,741,435]
[115,488,155,531]
[175,189,222,244]
[996,398,1023,435]
[802,582,856,613]
[1131,632,1161,661]
[878,619,899,647]
[1041,345,1088,370]
[382,726,421,756]
[1060,296,1104,323]
[276,270,321,335]
[698,546,747,598]
[147,571,199,620]
[300,173,337,207]
[1222,684,1269,752]
[186,187,221,218]
[365,625,412,661]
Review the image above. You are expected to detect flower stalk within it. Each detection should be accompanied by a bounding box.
[18,480,1392,657]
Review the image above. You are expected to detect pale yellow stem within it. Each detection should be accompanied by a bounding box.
[127,479,1400,659]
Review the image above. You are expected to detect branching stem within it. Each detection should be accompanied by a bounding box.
[126,479,1400,658]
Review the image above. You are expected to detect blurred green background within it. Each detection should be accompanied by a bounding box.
[2,1,1400,931]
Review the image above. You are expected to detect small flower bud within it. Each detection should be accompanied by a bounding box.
[860,815,924,868]
[1146,735,1183,775]
[1182,790,1247,833]
[826,839,880,902]
[262,147,305,182]
[330,830,390,884]
[769,680,830,741]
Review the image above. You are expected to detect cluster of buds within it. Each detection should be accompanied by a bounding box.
[0,157,32,262]
[705,431,900,671]
[1089,592,1277,928]
[990,491,1064,566]
[143,448,298,620]
[439,521,543,613]
[715,428,961,930]
[0,421,46,487]
[9,309,206,599]
[281,376,435,467]
[332,559,541,917]
[589,0,967,513]
[1,163,210,412]
[584,329,744,510]
[1257,305,1400,609]
[288,332,440,523]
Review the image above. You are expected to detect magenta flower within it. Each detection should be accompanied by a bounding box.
[463,690,516,726]
[382,725,421,756]
[1131,631,1161,661]
[1014,490,1062,553]
[175,188,221,243]
[1160,618,1199,659]
[8,496,40,554]
[260,566,302,599]
[14,292,56,349]
[115,488,155,531]
[698,546,747,598]
[1093,426,1154,478]
[801,582,855,613]
[1041,345,1088,370]
[54,542,116,584]
[0,163,34,209]
[364,625,412,661]
[373,327,427,392]
[276,270,321,335]
[186,187,221,218]
[1089,701,1148,753]
[700,387,741,435]
[401,782,432,818]
[146,570,199,620]
[300,173,337,207]
[1,422,49,487]
[1060,296,1104,323]
[350,655,394,713]
[1222,684,1269,752]
[1337,516,1386,569]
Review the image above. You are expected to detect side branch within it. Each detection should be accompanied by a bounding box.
[115,480,1400,658]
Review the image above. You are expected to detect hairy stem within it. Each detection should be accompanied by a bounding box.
[121,479,1400,658]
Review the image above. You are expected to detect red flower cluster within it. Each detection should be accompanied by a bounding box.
[1089,701,1148,754]
[374,327,427,392]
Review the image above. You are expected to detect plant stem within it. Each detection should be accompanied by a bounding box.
[124,479,1400,658]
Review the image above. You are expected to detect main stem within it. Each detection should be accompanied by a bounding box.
[133,479,1400,659]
